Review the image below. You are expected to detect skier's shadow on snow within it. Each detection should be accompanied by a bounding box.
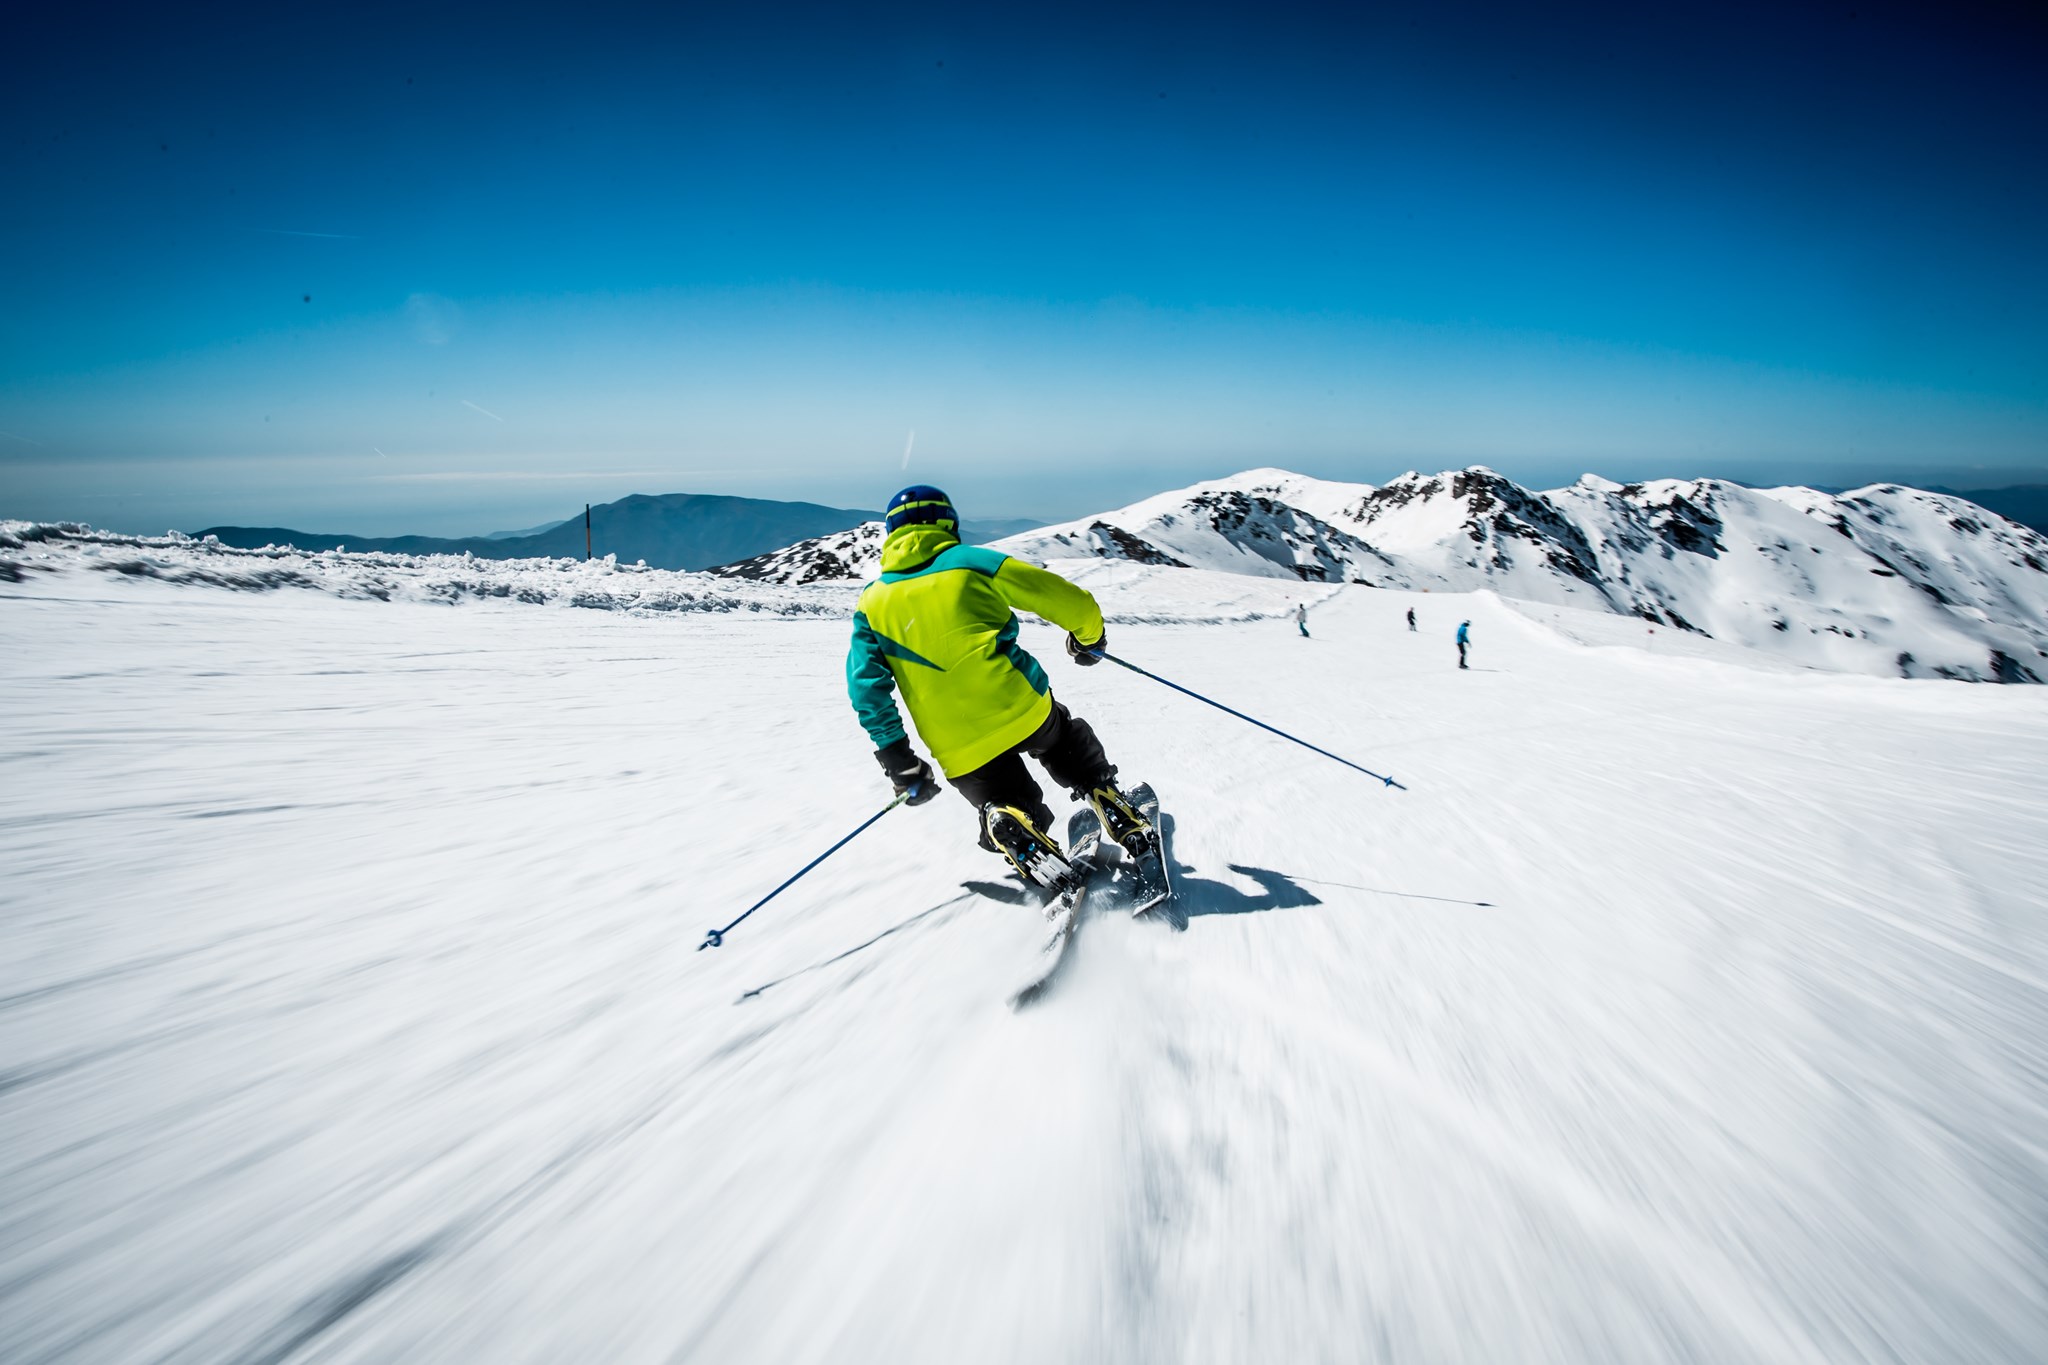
[1175,863,1323,918]
[1160,818,1322,919]
[965,816,1322,921]
[962,864,1317,923]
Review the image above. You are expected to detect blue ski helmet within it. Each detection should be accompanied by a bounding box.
[885,485,959,534]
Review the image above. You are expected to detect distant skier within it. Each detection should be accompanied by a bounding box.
[1456,619,1471,669]
[847,486,1156,891]
[1296,603,1310,638]
[1406,607,1416,632]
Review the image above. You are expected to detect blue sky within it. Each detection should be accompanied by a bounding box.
[3,1,2044,534]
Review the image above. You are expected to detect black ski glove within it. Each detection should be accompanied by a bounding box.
[1065,628,1107,666]
[874,739,937,804]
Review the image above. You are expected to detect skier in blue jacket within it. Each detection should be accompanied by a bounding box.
[1456,620,1471,669]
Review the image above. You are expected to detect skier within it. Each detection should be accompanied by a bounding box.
[1456,619,1471,669]
[1296,603,1310,638]
[847,485,1156,891]
[1406,607,1416,632]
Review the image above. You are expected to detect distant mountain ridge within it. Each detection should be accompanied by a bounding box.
[482,519,570,540]
[198,494,1038,571]
[710,466,2048,684]
[198,493,876,571]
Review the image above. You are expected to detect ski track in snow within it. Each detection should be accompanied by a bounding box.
[3,564,2048,1363]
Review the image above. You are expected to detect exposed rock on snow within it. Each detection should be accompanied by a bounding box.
[1068,521,1190,568]
[709,521,888,586]
[1013,487,1400,586]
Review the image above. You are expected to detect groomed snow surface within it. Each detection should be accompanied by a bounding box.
[5,548,2048,1363]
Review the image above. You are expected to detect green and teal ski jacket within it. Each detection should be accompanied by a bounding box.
[847,523,1105,777]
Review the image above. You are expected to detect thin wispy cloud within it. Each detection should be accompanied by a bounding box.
[460,400,505,422]
[901,429,915,470]
[0,430,47,446]
[406,293,459,344]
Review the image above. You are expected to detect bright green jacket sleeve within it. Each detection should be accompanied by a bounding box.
[992,558,1105,645]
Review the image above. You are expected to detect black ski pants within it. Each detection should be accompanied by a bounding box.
[948,699,1115,847]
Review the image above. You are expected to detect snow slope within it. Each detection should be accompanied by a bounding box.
[5,541,2047,1363]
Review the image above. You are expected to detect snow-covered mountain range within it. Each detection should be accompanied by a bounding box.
[711,467,2048,683]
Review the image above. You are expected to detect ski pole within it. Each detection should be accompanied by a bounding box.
[698,787,918,950]
[1099,652,1407,790]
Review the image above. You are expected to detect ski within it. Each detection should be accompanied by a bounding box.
[1151,808,1187,930]
[1006,806,1104,1009]
[1115,781,1177,925]
[1007,785,1182,1008]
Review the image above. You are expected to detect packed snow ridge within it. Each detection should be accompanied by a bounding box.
[711,467,2048,684]
[0,521,1295,628]
[0,521,863,616]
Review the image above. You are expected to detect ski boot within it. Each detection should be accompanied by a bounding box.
[1086,784,1160,863]
[1088,783,1172,915]
[983,804,1085,894]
